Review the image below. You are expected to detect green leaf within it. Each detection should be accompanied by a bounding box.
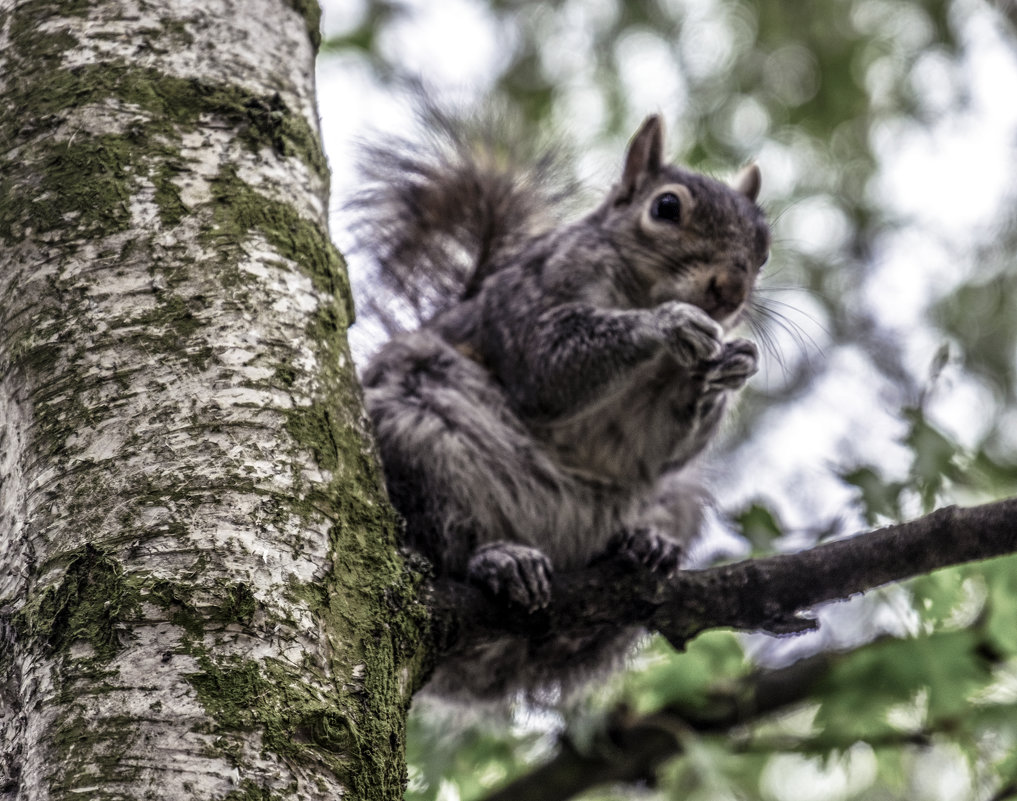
[838,465,904,524]
[405,701,548,801]
[623,632,749,715]
[977,553,1017,655]
[903,406,963,511]
[908,566,984,628]
[932,274,1017,401]
[993,744,1017,795]
[659,736,770,801]
[969,448,1017,497]
[812,632,994,743]
[734,502,785,551]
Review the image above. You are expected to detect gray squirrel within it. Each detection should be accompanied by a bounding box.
[353,109,769,701]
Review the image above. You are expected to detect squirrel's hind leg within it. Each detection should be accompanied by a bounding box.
[362,330,592,606]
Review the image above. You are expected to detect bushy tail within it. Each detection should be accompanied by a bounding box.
[346,100,584,331]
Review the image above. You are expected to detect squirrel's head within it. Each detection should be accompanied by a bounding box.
[595,115,770,330]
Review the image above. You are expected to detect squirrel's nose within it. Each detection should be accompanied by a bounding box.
[704,270,748,319]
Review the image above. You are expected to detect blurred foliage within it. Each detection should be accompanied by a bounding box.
[323,0,1017,798]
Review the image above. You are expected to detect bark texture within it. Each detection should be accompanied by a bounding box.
[0,2,419,799]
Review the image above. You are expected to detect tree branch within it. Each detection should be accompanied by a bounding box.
[427,497,1017,658]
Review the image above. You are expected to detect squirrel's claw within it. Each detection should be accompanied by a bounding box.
[468,542,554,612]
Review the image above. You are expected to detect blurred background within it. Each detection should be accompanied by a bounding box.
[316,1,1017,799]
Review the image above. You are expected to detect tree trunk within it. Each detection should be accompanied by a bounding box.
[0,2,419,799]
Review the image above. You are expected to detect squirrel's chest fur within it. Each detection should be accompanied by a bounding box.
[532,353,712,487]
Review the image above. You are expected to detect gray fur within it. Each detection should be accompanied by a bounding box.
[356,113,770,701]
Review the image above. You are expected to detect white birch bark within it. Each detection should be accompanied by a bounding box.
[0,2,416,799]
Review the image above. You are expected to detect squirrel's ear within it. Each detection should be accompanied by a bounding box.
[617,115,664,203]
[732,163,761,203]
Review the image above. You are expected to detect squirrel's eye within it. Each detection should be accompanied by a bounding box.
[651,192,682,223]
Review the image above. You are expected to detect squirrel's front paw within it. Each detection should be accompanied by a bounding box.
[655,302,724,366]
[467,542,553,612]
[706,338,758,390]
[603,527,683,578]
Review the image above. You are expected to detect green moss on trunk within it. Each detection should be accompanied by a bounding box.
[19,545,141,661]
